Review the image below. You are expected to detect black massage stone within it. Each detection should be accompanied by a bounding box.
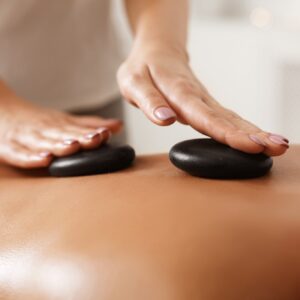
[169,139,273,179]
[49,144,135,177]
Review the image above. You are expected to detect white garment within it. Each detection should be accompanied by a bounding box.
[0,0,125,110]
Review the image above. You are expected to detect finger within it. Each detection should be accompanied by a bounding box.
[69,115,123,133]
[119,69,177,126]
[173,94,265,153]
[41,125,109,150]
[213,104,289,156]
[41,128,101,150]
[151,74,266,153]
[16,130,81,156]
[74,127,111,149]
[0,141,53,169]
[253,132,289,156]
[176,115,189,125]
[151,66,289,155]
[95,127,111,144]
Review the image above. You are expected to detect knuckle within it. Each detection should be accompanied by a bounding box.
[205,109,219,121]
[128,73,143,84]
[119,72,144,96]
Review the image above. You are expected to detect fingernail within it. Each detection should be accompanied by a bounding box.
[249,134,267,146]
[39,151,52,158]
[63,139,77,146]
[268,133,289,143]
[268,135,289,146]
[154,107,176,121]
[84,132,99,140]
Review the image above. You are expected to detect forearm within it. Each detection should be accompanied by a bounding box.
[124,0,189,56]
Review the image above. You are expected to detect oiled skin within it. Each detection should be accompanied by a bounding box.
[0,146,299,300]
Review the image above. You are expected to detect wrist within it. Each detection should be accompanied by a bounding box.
[131,37,189,63]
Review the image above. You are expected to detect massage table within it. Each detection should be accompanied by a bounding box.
[0,145,300,300]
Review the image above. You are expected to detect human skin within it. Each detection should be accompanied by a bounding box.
[119,0,290,158]
[0,81,122,168]
[0,0,289,169]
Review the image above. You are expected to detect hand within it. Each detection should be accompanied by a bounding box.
[117,44,289,156]
[0,89,122,168]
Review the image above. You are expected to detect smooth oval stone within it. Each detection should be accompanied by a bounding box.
[169,139,273,179]
[49,144,135,177]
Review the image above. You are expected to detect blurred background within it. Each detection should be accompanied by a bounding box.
[116,0,300,154]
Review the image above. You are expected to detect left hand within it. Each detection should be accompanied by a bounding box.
[117,44,289,157]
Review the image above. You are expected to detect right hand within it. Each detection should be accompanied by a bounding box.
[117,43,290,157]
[0,88,122,169]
